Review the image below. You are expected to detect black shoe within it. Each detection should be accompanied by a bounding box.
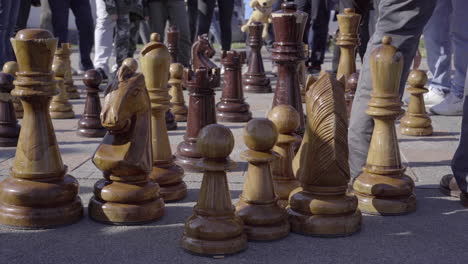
[95,68,108,83]
[307,65,321,75]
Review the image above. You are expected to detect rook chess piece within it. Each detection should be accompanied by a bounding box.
[191,34,220,89]
[243,22,271,93]
[2,61,23,118]
[55,43,80,99]
[169,63,188,122]
[77,69,106,137]
[353,36,416,215]
[50,60,75,119]
[0,29,83,228]
[0,73,20,147]
[181,124,247,255]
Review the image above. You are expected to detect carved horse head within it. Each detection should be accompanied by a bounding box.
[191,34,220,88]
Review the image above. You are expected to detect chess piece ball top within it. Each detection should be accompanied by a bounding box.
[197,124,235,159]
[408,70,427,87]
[382,36,392,45]
[150,33,161,42]
[244,118,278,152]
[52,60,66,78]
[83,69,102,87]
[268,105,299,134]
[0,72,14,92]
[170,63,184,79]
[122,58,138,73]
[2,61,18,76]
[15,28,53,40]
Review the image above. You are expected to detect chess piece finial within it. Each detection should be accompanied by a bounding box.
[0,29,83,228]
[0,72,20,146]
[50,60,75,119]
[169,63,187,121]
[400,70,433,136]
[55,43,80,99]
[267,105,301,208]
[182,124,247,255]
[77,69,106,137]
[141,38,186,201]
[191,34,220,89]
[353,36,416,215]
[150,32,161,42]
[2,61,23,118]
[122,57,138,72]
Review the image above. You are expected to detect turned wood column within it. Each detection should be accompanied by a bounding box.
[243,22,271,93]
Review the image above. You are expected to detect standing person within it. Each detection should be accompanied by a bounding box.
[94,0,114,81]
[48,0,95,72]
[197,0,235,51]
[0,0,20,66]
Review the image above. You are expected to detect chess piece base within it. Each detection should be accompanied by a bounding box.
[439,174,461,197]
[400,114,433,136]
[150,163,187,202]
[216,111,252,123]
[160,181,187,202]
[77,128,107,138]
[174,114,187,122]
[354,192,416,216]
[181,234,248,256]
[243,76,272,93]
[67,91,80,99]
[50,111,75,119]
[0,137,18,147]
[273,179,300,209]
[400,126,433,136]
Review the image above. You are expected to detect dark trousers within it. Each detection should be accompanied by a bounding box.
[197,0,234,51]
[16,0,31,33]
[0,0,20,65]
[452,67,468,193]
[48,0,94,70]
[187,0,198,42]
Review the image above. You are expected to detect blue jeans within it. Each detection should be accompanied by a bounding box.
[423,0,468,98]
[0,0,20,66]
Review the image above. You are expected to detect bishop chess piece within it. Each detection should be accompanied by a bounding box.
[0,72,20,147]
[55,43,80,99]
[267,105,301,208]
[169,63,188,122]
[216,50,252,122]
[50,60,75,119]
[89,64,165,224]
[236,118,289,240]
[353,36,416,215]
[2,61,23,118]
[0,29,83,228]
[191,34,220,89]
[271,3,308,136]
[289,72,361,236]
[345,72,359,119]
[181,124,247,255]
[77,69,106,137]
[140,37,187,202]
[400,70,433,136]
[243,22,271,93]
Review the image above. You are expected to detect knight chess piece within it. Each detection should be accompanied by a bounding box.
[167,25,179,63]
[77,69,106,137]
[122,57,139,72]
[169,63,188,122]
[289,72,361,236]
[2,61,23,118]
[271,3,308,136]
[140,37,187,202]
[302,74,316,103]
[400,70,433,136]
[353,36,416,215]
[0,72,20,147]
[55,43,80,99]
[216,50,252,122]
[345,72,359,119]
[181,124,247,255]
[236,118,290,240]
[243,22,271,93]
[89,64,165,224]
[50,60,75,119]
[267,105,301,208]
[191,34,220,89]
[0,29,83,228]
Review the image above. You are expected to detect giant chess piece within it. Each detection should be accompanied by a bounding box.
[289,72,361,236]
[140,37,187,202]
[267,105,301,208]
[191,34,220,89]
[345,72,359,119]
[182,124,247,255]
[77,69,106,137]
[353,36,416,215]
[0,29,83,228]
[216,50,252,122]
[169,63,188,122]
[271,3,308,136]
[167,25,179,63]
[400,70,433,136]
[302,74,316,103]
[2,61,23,118]
[89,64,165,224]
[236,118,290,240]
[336,8,361,90]
[0,72,20,147]
[50,60,75,119]
[55,43,80,99]
[243,22,271,93]
[122,57,138,72]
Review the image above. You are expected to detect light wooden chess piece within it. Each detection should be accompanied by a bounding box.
[181,124,247,255]
[89,64,165,224]
[267,105,301,208]
[55,43,80,99]
[400,70,433,136]
[50,60,75,119]
[2,61,23,118]
[302,74,316,103]
[0,72,20,147]
[353,36,416,215]
[0,29,83,228]
[169,63,188,122]
[122,57,138,72]
[289,72,361,236]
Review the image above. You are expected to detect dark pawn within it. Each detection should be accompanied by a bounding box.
[77,70,106,137]
[166,110,178,131]
[216,50,252,123]
[0,73,20,147]
[243,22,271,93]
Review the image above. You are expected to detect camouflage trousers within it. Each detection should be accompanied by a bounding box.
[114,14,140,67]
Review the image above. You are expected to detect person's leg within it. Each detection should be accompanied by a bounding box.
[217,0,233,50]
[348,0,436,179]
[70,0,95,70]
[0,0,12,65]
[40,0,54,32]
[2,0,20,63]
[114,14,131,68]
[48,0,70,45]
[168,0,192,67]
[93,0,115,75]
[139,20,150,44]
[15,0,32,33]
[449,0,468,99]
[187,0,198,42]
[148,0,168,42]
[197,0,216,37]
[309,0,330,68]
[128,16,140,58]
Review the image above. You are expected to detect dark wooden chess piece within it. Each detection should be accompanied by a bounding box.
[55,43,80,99]
[89,64,165,224]
[439,174,461,197]
[353,36,416,215]
[0,72,20,147]
[2,61,23,118]
[167,25,179,63]
[140,37,187,202]
[0,29,83,228]
[191,34,220,89]
[77,69,106,137]
[50,60,75,119]
[271,3,308,136]
[243,22,271,93]
[267,105,301,208]
[181,124,247,255]
[169,63,188,122]
[400,70,433,136]
[345,72,359,119]
[216,50,252,123]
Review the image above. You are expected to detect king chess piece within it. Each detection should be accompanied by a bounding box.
[243,22,271,93]
[169,63,188,122]
[55,43,80,99]
[181,124,247,255]
[216,50,252,122]
[2,61,23,118]
[77,69,106,137]
[191,34,220,89]
[0,29,83,228]
[89,64,165,224]
[353,36,416,215]
[50,60,75,119]
[140,36,187,202]
[0,72,20,147]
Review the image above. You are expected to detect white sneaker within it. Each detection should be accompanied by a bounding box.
[404,88,445,106]
[429,93,463,116]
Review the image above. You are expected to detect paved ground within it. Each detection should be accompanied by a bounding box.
[1,48,467,264]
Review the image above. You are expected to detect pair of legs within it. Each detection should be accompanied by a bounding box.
[195,0,234,51]
[0,0,20,66]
